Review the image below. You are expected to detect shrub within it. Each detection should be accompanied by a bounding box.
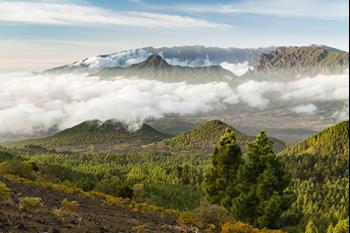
[0,182,11,202]
[177,211,205,228]
[221,221,285,233]
[61,198,78,212]
[117,184,134,199]
[133,183,145,202]
[194,201,231,227]
[19,197,44,212]
[0,160,36,179]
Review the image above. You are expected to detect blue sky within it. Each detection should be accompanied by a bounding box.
[0,0,348,71]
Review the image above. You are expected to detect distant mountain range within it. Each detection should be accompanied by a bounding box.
[44,45,348,82]
[44,46,274,74]
[95,54,238,83]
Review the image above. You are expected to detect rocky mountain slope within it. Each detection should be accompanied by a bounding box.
[244,46,349,80]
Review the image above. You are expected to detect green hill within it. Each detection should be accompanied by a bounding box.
[279,120,349,157]
[95,54,238,83]
[278,121,349,233]
[6,120,168,153]
[149,120,285,153]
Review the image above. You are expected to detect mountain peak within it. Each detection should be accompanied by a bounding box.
[144,54,168,66]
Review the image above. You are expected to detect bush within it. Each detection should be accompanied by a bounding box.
[0,182,11,202]
[133,183,145,202]
[177,211,205,228]
[0,160,37,179]
[61,198,78,212]
[194,201,231,227]
[118,184,134,199]
[19,197,44,212]
[221,221,285,233]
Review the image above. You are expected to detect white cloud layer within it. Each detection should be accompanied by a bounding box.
[0,1,227,28]
[292,104,318,114]
[220,62,252,76]
[0,72,348,135]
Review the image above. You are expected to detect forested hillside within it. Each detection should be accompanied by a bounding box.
[155,120,285,153]
[1,121,348,233]
[279,121,349,233]
[280,120,349,157]
[6,120,168,153]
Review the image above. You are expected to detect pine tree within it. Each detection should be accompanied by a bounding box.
[333,219,349,233]
[305,220,318,233]
[230,131,295,229]
[205,128,242,208]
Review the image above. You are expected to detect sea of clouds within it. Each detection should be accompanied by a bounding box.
[0,71,348,135]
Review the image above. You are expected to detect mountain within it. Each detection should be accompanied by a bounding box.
[43,46,275,75]
[279,120,349,157]
[6,120,168,153]
[244,46,349,81]
[94,54,238,83]
[147,120,286,153]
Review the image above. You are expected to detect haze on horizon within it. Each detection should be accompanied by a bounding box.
[0,0,349,71]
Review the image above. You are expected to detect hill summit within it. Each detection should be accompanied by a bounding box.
[280,120,349,157]
[7,120,168,153]
[153,119,285,153]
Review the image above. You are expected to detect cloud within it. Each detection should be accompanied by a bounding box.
[220,62,252,76]
[0,71,348,135]
[291,104,318,114]
[161,0,348,20]
[0,1,228,29]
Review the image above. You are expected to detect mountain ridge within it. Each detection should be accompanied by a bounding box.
[94,54,238,83]
[244,46,349,80]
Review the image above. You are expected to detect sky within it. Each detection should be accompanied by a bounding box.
[0,0,348,71]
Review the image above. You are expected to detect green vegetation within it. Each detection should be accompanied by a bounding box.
[221,221,285,233]
[205,130,295,229]
[280,121,349,233]
[162,120,250,151]
[60,198,79,212]
[0,120,348,233]
[19,196,44,212]
[160,120,285,153]
[280,121,348,157]
[0,181,11,202]
[205,128,242,206]
[6,120,168,153]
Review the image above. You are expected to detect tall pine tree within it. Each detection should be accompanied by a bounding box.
[231,131,294,228]
[205,128,242,209]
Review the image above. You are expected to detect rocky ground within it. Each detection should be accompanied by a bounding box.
[0,176,198,233]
